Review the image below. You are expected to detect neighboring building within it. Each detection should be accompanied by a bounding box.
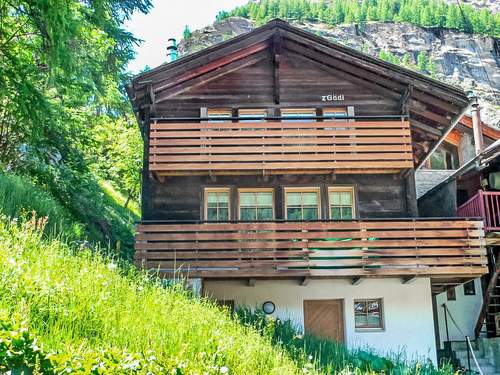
[127,19,488,363]
[417,107,500,371]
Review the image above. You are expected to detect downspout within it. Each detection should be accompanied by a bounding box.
[415,102,472,171]
[470,93,484,156]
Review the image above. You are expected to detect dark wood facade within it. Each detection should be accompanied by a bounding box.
[127,19,487,288]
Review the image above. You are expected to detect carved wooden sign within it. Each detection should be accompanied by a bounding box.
[321,93,345,102]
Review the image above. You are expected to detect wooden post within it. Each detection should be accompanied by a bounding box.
[470,96,484,155]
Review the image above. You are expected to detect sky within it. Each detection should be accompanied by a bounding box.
[125,0,248,74]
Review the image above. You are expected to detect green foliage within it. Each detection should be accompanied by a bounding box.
[377,49,437,77]
[218,0,500,37]
[183,25,193,39]
[0,216,304,374]
[0,171,138,259]
[0,1,147,255]
[0,172,82,239]
[236,307,455,375]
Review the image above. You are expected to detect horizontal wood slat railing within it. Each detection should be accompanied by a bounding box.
[457,190,500,232]
[135,219,487,278]
[149,120,413,175]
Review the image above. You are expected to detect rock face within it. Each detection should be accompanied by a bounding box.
[178,17,499,126]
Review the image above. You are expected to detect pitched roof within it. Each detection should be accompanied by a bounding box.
[127,18,473,167]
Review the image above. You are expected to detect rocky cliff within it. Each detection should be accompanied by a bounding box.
[178,17,499,126]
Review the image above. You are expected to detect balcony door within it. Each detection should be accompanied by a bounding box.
[303,299,345,342]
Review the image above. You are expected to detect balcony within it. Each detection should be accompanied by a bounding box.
[135,219,487,283]
[457,190,500,232]
[148,117,413,176]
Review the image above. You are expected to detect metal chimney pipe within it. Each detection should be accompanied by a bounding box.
[167,38,177,62]
[468,92,484,156]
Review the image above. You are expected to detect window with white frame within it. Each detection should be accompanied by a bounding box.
[329,187,355,220]
[354,299,384,329]
[285,188,320,220]
[205,188,230,221]
[238,189,274,220]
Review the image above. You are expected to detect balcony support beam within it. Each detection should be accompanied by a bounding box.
[351,277,363,285]
[402,276,417,284]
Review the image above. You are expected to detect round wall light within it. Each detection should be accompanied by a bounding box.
[262,301,275,314]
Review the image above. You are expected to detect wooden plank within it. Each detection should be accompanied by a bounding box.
[149,144,414,154]
[150,120,410,130]
[150,153,413,163]
[136,220,482,232]
[150,136,411,146]
[149,161,415,171]
[143,256,487,269]
[152,128,411,138]
[136,228,478,241]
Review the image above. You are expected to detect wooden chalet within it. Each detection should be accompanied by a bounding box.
[127,19,489,359]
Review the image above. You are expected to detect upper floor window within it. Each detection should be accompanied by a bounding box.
[238,109,267,122]
[324,107,348,121]
[238,189,274,220]
[205,188,230,221]
[429,143,459,170]
[208,108,232,123]
[281,108,316,122]
[285,187,320,220]
[329,187,355,220]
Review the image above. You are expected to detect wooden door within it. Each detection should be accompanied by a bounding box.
[303,299,344,342]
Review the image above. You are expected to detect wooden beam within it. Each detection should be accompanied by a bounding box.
[300,276,310,286]
[402,275,417,284]
[152,41,270,99]
[351,277,363,285]
[272,32,282,104]
[411,118,442,137]
[416,103,471,170]
[155,50,270,103]
[399,85,413,114]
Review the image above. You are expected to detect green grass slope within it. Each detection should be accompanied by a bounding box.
[0,216,303,374]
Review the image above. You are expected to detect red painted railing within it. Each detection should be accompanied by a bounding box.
[457,190,500,231]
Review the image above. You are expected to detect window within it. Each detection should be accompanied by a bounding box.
[323,107,348,121]
[430,143,459,170]
[446,288,456,301]
[238,189,274,220]
[205,188,230,221]
[238,108,267,122]
[354,299,384,330]
[329,187,355,220]
[208,108,232,123]
[281,108,316,122]
[464,280,476,296]
[285,188,320,220]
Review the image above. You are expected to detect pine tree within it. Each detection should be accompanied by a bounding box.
[417,51,428,72]
[428,57,437,77]
[183,25,192,40]
[402,53,411,67]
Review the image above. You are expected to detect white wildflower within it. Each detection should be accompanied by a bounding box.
[220,366,229,374]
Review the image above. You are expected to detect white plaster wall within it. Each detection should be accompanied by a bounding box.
[435,278,483,348]
[204,278,437,363]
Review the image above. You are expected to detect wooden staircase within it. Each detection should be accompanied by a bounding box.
[475,253,500,338]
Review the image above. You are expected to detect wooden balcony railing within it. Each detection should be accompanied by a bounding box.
[135,219,487,279]
[149,119,413,176]
[457,190,500,232]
